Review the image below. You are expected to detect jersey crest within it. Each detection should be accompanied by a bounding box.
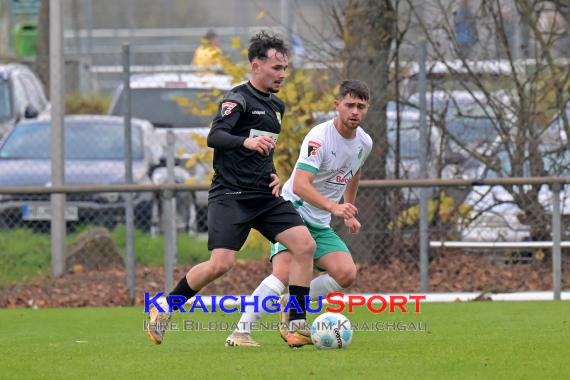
[307,141,321,157]
[221,101,237,117]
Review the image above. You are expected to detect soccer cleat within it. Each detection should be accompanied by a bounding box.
[146,304,172,345]
[225,331,261,347]
[287,327,313,348]
[278,294,290,342]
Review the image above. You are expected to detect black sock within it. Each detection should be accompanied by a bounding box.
[288,285,310,322]
[168,276,198,311]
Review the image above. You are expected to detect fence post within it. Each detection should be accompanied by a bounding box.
[552,182,562,300]
[418,42,429,292]
[50,0,66,278]
[122,43,136,304]
[164,131,177,293]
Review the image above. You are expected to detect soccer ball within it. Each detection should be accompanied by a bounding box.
[310,312,353,349]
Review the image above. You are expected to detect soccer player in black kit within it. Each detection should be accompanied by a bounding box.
[147,31,316,348]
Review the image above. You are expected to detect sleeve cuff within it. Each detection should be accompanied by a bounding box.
[296,163,319,174]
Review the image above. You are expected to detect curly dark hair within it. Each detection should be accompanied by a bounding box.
[248,31,289,62]
[337,80,371,102]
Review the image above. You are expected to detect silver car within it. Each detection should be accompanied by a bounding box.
[0,115,160,232]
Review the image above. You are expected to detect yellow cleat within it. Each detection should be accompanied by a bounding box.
[225,331,261,347]
[278,294,290,342]
[287,328,313,348]
[146,304,172,345]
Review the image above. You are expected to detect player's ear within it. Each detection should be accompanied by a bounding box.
[251,60,260,74]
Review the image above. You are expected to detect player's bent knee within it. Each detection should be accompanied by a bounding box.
[299,238,317,258]
[210,258,234,277]
[335,265,357,288]
[286,238,315,259]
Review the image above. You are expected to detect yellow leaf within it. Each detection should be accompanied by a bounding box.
[230,37,241,50]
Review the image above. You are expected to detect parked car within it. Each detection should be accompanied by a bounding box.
[460,108,570,242]
[407,90,509,154]
[108,72,235,232]
[0,115,161,232]
[0,64,49,139]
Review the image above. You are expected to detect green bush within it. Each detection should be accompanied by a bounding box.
[65,94,111,115]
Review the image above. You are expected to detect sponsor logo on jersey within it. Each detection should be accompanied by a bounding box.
[221,101,238,117]
[252,110,266,115]
[275,111,282,125]
[326,169,354,186]
[307,141,321,157]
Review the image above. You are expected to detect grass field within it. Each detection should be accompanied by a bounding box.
[0,301,568,379]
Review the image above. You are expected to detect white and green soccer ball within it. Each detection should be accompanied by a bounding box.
[310,312,353,349]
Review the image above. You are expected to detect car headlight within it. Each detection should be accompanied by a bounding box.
[96,192,121,203]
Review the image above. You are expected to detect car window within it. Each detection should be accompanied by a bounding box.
[388,123,436,160]
[444,116,497,145]
[541,145,570,175]
[388,128,421,159]
[11,76,28,117]
[19,73,45,111]
[111,88,216,128]
[0,80,11,120]
[0,121,144,160]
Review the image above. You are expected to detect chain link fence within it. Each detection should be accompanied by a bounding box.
[0,0,569,306]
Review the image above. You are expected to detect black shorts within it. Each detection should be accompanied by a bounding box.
[207,196,304,251]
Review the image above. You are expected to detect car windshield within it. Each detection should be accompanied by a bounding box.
[0,120,144,160]
[388,121,429,160]
[484,143,570,178]
[112,88,216,128]
[445,116,497,145]
[0,80,11,120]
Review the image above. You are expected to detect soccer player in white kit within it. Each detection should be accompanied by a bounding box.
[226,80,373,347]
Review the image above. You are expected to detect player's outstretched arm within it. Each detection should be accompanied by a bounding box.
[293,169,357,219]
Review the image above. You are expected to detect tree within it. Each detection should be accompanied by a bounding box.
[294,0,404,262]
[340,1,398,262]
[407,0,570,246]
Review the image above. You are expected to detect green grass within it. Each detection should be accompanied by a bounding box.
[0,229,51,284]
[0,227,264,286]
[109,226,265,266]
[0,302,568,379]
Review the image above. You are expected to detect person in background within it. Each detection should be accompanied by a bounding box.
[192,29,224,69]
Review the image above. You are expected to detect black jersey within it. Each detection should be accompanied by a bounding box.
[207,81,285,200]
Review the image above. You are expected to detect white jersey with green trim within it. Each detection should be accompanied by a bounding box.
[281,119,373,228]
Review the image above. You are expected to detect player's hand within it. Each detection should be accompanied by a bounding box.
[243,136,275,156]
[329,203,358,219]
[269,173,280,197]
[344,217,361,235]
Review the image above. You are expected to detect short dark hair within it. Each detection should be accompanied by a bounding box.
[248,31,289,62]
[337,80,370,102]
[204,29,218,41]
